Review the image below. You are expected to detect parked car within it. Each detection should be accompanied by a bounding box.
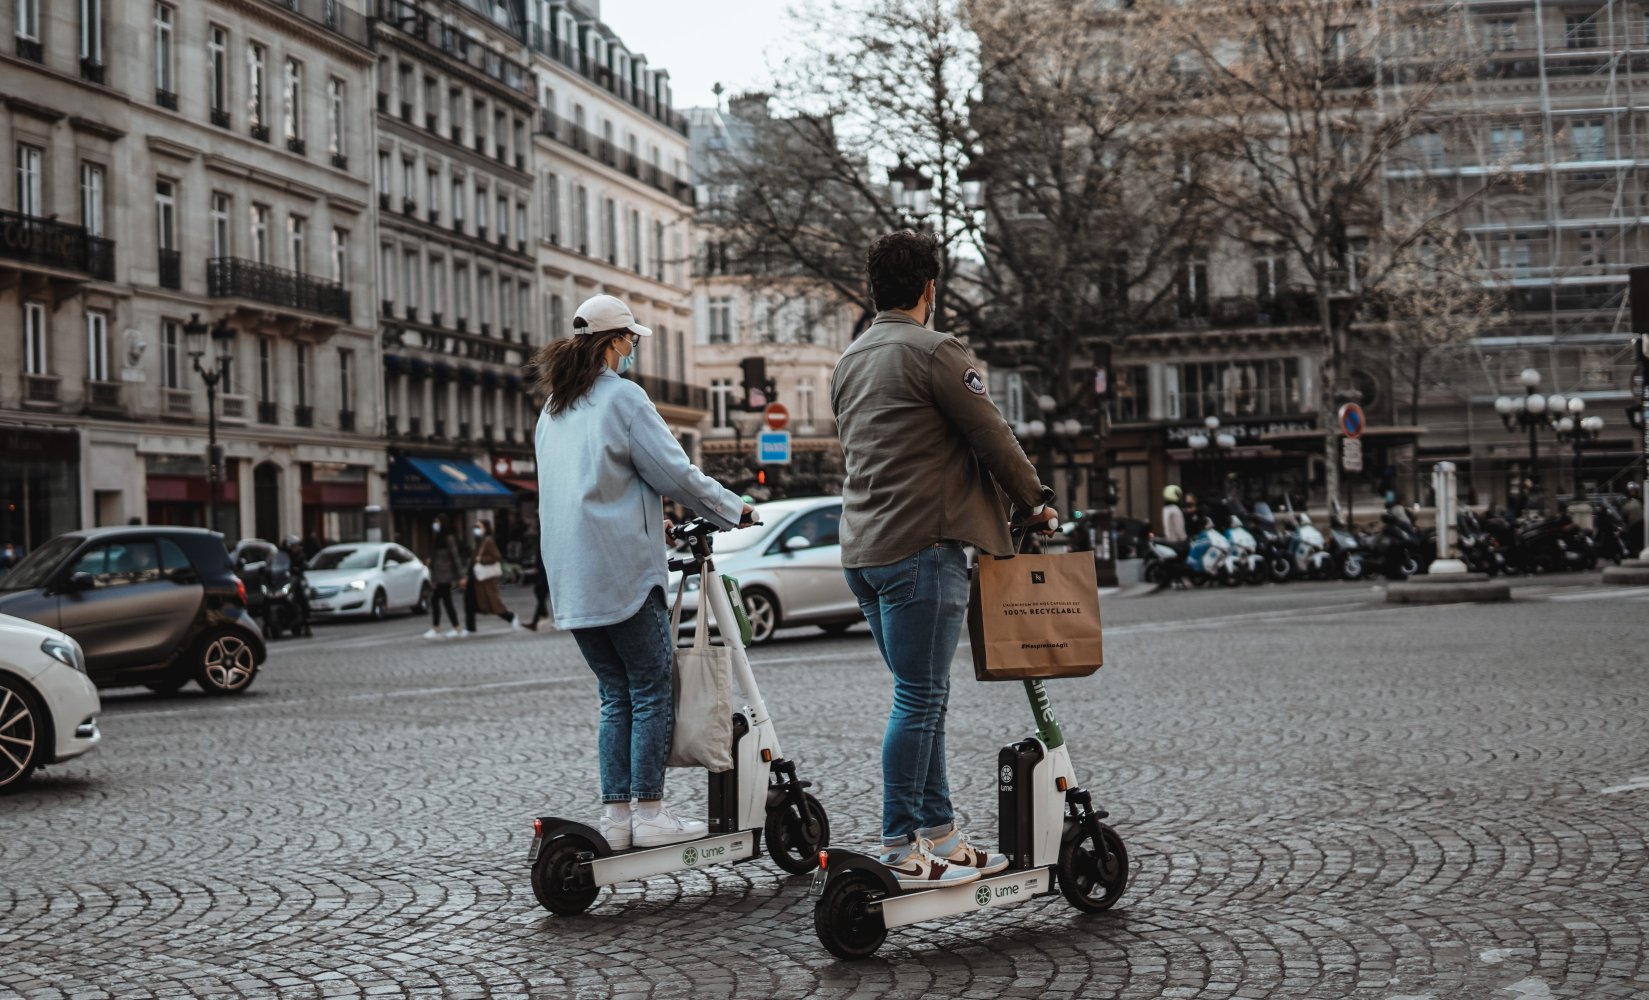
[0,613,101,791]
[305,542,431,620]
[667,497,861,644]
[0,527,265,695]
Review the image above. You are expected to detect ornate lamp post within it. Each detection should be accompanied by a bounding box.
[1495,368,1582,507]
[1554,413,1605,496]
[887,158,932,229]
[184,313,235,534]
[1186,414,1237,497]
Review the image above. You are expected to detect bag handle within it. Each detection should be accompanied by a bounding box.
[670,573,689,646]
[693,558,714,650]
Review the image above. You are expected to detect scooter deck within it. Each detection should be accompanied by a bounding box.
[875,866,1057,928]
[586,830,759,885]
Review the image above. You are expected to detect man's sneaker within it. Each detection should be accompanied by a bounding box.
[422,628,442,640]
[631,803,708,848]
[879,838,981,890]
[600,809,633,851]
[441,628,460,638]
[510,614,524,631]
[930,828,1010,876]
[456,629,473,638]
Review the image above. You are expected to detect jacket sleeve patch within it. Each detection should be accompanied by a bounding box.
[962,368,988,396]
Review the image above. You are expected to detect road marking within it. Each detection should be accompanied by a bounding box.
[1600,775,1649,795]
[1546,587,1649,602]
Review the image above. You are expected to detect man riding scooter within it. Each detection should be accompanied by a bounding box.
[831,229,1058,889]
[1155,485,1190,589]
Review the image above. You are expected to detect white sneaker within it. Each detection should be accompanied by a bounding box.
[456,629,473,638]
[631,803,708,848]
[879,838,981,890]
[510,614,523,631]
[422,628,442,639]
[441,629,460,638]
[600,804,633,851]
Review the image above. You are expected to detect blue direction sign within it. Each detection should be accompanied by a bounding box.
[1337,402,1365,439]
[757,430,792,465]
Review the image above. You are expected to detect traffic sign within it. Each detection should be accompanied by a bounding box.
[1337,402,1365,439]
[757,430,791,465]
[1341,436,1364,472]
[764,402,790,431]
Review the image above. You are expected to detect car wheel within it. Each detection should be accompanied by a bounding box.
[413,583,431,617]
[194,631,259,695]
[0,678,43,793]
[370,589,387,620]
[742,588,780,645]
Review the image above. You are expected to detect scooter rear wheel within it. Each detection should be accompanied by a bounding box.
[766,792,830,875]
[531,835,600,915]
[1057,822,1129,913]
[814,870,887,959]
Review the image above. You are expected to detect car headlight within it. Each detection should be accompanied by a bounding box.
[41,637,84,674]
[345,579,368,592]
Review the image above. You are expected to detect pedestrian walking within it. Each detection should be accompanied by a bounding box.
[423,515,465,639]
[830,229,1057,888]
[527,558,551,630]
[533,292,754,851]
[462,519,522,634]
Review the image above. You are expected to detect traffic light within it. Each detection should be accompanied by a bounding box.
[756,468,768,487]
[741,357,768,410]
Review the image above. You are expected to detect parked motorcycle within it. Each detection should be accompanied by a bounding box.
[1285,510,1333,580]
[1249,502,1295,583]
[1218,499,1268,584]
[1325,502,1366,581]
[1186,516,1239,586]
[1369,504,1424,581]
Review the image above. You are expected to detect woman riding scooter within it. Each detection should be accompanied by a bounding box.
[533,293,755,851]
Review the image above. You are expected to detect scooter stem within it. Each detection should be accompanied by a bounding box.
[1023,679,1065,750]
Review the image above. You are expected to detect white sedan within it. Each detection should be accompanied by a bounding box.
[668,497,862,644]
[0,612,101,792]
[305,543,432,620]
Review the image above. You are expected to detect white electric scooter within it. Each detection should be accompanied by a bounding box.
[529,516,830,916]
[810,489,1128,958]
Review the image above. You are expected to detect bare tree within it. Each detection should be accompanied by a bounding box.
[1164,0,1490,505]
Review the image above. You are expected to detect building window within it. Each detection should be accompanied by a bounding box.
[449,88,464,136]
[629,209,642,272]
[500,276,513,332]
[478,270,492,327]
[1486,18,1518,52]
[339,348,354,412]
[1415,132,1444,169]
[1166,358,1301,420]
[430,256,445,316]
[160,319,181,389]
[574,184,589,252]
[710,378,733,429]
[423,76,438,121]
[210,193,231,258]
[543,171,560,242]
[1253,244,1287,301]
[707,296,733,344]
[427,168,439,215]
[80,162,105,236]
[516,202,527,247]
[287,214,305,274]
[476,183,489,231]
[80,0,103,66]
[250,204,269,263]
[797,377,815,428]
[603,197,617,263]
[153,4,175,96]
[24,302,47,375]
[248,43,268,127]
[402,249,417,312]
[283,58,303,141]
[451,175,464,223]
[1489,123,1524,158]
[16,0,39,42]
[1570,119,1606,161]
[1565,14,1598,49]
[86,310,109,382]
[16,144,42,217]
[295,343,309,408]
[379,243,393,306]
[653,221,665,281]
[209,26,229,115]
[154,179,177,251]
[377,150,391,199]
[1113,365,1151,422]
[1578,228,1607,267]
[258,336,272,402]
[331,228,348,286]
[550,293,564,339]
[402,158,416,207]
[497,194,509,240]
[454,262,469,320]
[1176,258,1209,318]
[328,77,346,158]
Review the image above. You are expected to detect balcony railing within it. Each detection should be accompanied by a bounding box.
[527,27,690,136]
[295,405,314,428]
[211,108,232,129]
[15,37,42,62]
[537,112,695,206]
[22,373,60,407]
[158,248,181,290]
[376,1,533,96]
[220,394,249,423]
[630,374,709,412]
[163,387,194,419]
[84,380,123,415]
[258,400,278,424]
[0,210,116,280]
[156,89,179,111]
[80,59,104,84]
[264,0,369,48]
[339,409,355,432]
[207,257,351,321]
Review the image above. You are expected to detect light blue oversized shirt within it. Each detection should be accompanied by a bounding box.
[536,368,743,629]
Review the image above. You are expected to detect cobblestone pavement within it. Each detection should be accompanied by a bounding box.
[2,577,1646,999]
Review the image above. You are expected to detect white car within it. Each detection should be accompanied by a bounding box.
[0,612,100,792]
[668,497,862,644]
[305,542,432,620]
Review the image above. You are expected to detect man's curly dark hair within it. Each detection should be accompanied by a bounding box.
[867,229,941,312]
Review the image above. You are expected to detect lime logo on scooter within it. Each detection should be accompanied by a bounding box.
[974,885,992,907]
[682,846,698,866]
[999,764,1014,786]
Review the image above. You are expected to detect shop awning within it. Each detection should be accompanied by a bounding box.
[501,477,538,493]
[389,456,514,509]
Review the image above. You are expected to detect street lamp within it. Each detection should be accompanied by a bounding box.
[1495,368,1581,507]
[1555,412,1605,496]
[887,158,932,227]
[185,313,235,535]
[1187,415,1236,497]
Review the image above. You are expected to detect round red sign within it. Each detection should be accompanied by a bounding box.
[764,403,790,431]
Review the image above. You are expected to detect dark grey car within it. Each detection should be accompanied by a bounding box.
[0,527,266,695]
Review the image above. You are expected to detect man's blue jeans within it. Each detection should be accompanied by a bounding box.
[571,586,673,803]
[845,544,971,848]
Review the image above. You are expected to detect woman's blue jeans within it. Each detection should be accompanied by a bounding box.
[571,586,673,803]
[844,544,971,847]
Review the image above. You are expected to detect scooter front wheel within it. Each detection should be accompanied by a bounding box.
[531,835,600,915]
[1057,822,1129,913]
[766,792,830,875]
[814,869,887,959]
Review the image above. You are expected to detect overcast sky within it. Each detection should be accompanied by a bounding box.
[597,1,797,111]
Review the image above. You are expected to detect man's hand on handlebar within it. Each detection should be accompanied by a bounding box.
[738,503,760,528]
[1033,507,1060,534]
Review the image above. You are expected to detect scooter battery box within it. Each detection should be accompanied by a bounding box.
[998,739,1044,870]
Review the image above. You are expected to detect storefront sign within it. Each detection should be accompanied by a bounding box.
[0,427,78,461]
[1165,418,1315,446]
[492,455,537,478]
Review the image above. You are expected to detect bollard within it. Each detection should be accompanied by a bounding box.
[1428,461,1468,575]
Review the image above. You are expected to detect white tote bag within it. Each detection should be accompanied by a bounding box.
[667,573,734,771]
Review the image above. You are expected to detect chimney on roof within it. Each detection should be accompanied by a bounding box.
[728,92,771,121]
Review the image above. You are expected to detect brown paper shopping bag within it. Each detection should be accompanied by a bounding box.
[968,551,1103,681]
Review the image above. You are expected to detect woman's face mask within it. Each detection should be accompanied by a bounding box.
[473,527,484,539]
[616,333,638,374]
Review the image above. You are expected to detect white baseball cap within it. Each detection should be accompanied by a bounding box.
[572,294,652,338]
